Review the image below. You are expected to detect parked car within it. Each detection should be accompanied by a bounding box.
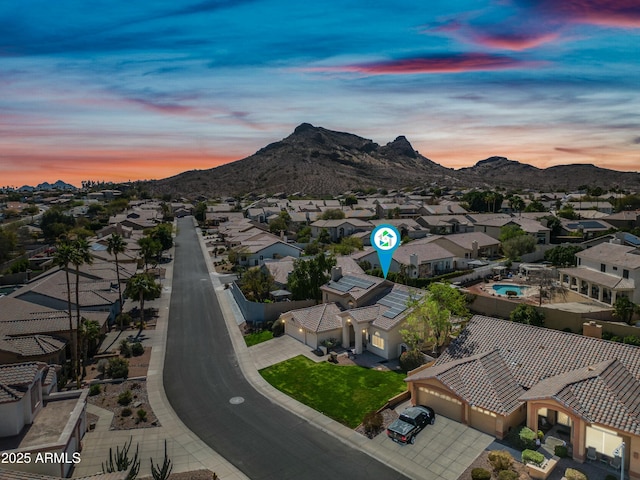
[386,405,435,444]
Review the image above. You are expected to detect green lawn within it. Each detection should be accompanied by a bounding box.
[260,355,407,428]
[244,330,273,347]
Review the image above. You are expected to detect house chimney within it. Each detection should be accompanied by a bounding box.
[472,240,479,258]
[409,253,419,267]
[331,266,343,282]
[582,321,602,339]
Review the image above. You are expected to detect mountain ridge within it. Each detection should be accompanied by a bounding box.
[147,124,640,197]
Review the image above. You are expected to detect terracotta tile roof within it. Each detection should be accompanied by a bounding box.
[0,334,66,357]
[289,303,343,333]
[0,362,47,404]
[407,315,640,434]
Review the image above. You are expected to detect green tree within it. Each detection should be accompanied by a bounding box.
[557,203,578,220]
[268,211,291,234]
[510,304,544,326]
[317,228,331,244]
[613,296,638,325]
[53,239,78,386]
[540,215,562,239]
[150,223,173,251]
[194,202,207,222]
[287,253,336,301]
[296,226,311,243]
[318,209,345,220]
[344,195,357,206]
[330,236,363,255]
[41,207,76,242]
[107,233,127,314]
[544,245,583,267]
[502,235,536,261]
[499,224,525,242]
[524,200,547,213]
[71,237,93,380]
[79,319,101,377]
[240,267,274,302]
[0,227,17,263]
[509,195,525,215]
[138,236,162,270]
[124,273,162,333]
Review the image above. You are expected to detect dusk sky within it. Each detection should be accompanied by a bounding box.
[2,1,639,187]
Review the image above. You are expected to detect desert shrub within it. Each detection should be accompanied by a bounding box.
[271,320,284,337]
[554,444,568,458]
[89,384,101,396]
[118,390,133,406]
[137,408,147,422]
[471,468,491,480]
[107,357,129,379]
[488,450,513,472]
[564,468,588,480]
[116,312,132,329]
[522,449,545,467]
[121,407,132,417]
[399,350,424,372]
[131,341,144,356]
[119,339,132,358]
[362,410,383,437]
[518,426,538,450]
[537,430,544,440]
[497,471,518,480]
[97,359,108,376]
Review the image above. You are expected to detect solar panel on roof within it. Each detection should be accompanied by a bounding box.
[327,275,375,292]
[378,289,413,318]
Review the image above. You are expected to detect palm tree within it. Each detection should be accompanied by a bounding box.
[53,239,77,386]
[124,273,162,334]
[107,233,127,314]
[70,238,93,381]
[78,319,101,377]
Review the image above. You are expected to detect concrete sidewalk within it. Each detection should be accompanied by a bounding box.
[72,226,248,480]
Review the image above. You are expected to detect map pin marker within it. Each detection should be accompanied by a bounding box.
[370,224,401,279]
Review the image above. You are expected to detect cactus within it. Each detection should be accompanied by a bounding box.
[102,436,140,480]
[150,439,173,480]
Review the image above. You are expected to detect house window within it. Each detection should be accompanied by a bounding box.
[623,269,629,279]
[371,332,384,350]
[586,425,621,456]
[259,255,264,261]
[600,263,606,273]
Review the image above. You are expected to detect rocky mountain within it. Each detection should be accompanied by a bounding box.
[149,123,461,197]
[146,124,640,198]
[459,157,640,191]
[18,180,77,192]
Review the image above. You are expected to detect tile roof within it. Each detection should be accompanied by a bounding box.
[393,242,454,265]
[0,334,66,357]
[407,315,640,434]
[0,362,46,404]
[576,242,640,269]
[288,303,343,333]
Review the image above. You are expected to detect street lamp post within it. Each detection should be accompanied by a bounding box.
[613,442,625,480]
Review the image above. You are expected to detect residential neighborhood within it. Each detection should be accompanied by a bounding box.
[2,184,640,479]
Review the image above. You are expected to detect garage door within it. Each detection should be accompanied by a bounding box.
[417,386,463,422]
[470,407,496,436]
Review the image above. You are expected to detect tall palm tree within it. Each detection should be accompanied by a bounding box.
[107,233,127,314]
[71,237,93,381]
[53,239,77,385]
[124,273,161,335]
[78,318,101,378]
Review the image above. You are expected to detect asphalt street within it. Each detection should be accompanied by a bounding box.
[163,218,408,480]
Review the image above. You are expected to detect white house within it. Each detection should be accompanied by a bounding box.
[0,362,88,478]
[559,241,640,305]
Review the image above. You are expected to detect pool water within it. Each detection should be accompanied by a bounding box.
[492,284,527,296]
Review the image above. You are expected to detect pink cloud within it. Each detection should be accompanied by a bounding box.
[469,31,561,51]
[309,53,537,75]
[522,0,640,28]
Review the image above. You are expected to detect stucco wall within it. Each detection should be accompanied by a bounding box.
[230,281,315,324]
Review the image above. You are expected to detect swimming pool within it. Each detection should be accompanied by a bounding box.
[492,284,528,297]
